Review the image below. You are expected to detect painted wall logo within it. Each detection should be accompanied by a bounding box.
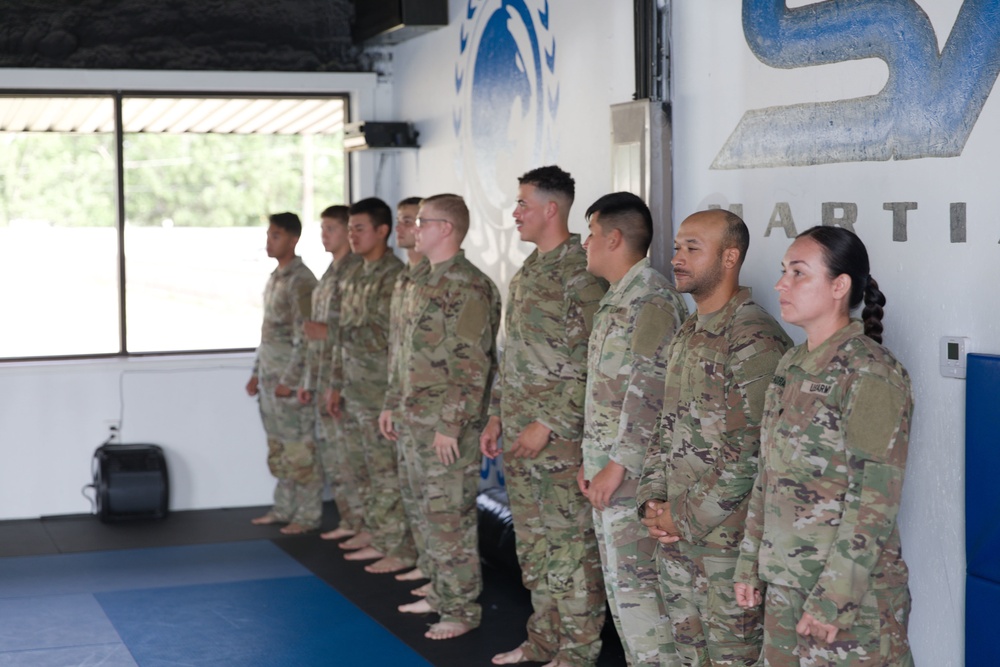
[713,0,1000,170]
[454,0,558,224]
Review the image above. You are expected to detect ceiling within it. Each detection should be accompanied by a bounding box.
[0,96,345,134]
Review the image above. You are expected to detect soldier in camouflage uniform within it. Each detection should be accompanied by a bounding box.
[638,209,791,666]
[481,166,608,667]
[296,205,364,541]
[579,193,687,667]
[734,226,914,666]
[382,194,502,640]
[379,196,434,585]
[327,197,416,573]
[246,212,322,534]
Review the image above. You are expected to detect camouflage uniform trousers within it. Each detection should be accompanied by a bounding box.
[396,423,431,580]
[258,380,322,529]
[343,401,416,563]
[656,543,762,666]
[759,583,913,667]
[397,420,482,627]
[314,404,363,532]
[593,479,678,667]
[505,433,607,667]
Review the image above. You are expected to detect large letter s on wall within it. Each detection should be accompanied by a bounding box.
[712,0,1000,169]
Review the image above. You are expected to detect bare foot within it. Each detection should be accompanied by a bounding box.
[395,567,425,581]
[251,513,283,526]
[279,522,314,535]
[411,582,431,597]
[398,599,434,614]
[364,556,411,574]
[492,647,528,665]
[425,621,473,640]
[343,546,384,561]
[541,661,571,667]
[339,531,373,550]
[320,527,356,540]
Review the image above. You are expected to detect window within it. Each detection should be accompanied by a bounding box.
[0,94,347,359]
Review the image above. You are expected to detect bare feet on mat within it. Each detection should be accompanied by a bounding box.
[279,522,314,535]
[364,556,410,574]
[398,599,433,614]
[411,582,431,597]
[492,647,528,665]
[320,527,356,540]
[343,546,383,561]
[395,567,425,581]
[425,621,473,640]
[251,513,282,526]
[338,531,373,550]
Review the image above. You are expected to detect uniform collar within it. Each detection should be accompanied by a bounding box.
[428,250,465,277]
[694,286,754,333]
[525,234,580,268]
[605,257,650,301]
[274,256,304,276]
[787,319,865,374]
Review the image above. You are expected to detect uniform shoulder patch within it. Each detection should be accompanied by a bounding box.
[845,375,905,461]
[456,296,489,341]
[633,302,672,358]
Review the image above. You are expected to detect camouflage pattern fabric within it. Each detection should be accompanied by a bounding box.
[252,256,322,528]
[385,259,432,575]
[734,320,914,666]
[333,251,414,561]
[304,253,363,531]
[582,258,687,667]
[638,286,791,665]
[490,234,609,667]
[386,251,500,626]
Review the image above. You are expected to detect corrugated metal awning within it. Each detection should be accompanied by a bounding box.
[0,96,345,134]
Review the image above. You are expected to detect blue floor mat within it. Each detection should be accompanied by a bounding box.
[0,540,431,667]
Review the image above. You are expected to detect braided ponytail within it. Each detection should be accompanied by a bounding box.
[861,275,886,344]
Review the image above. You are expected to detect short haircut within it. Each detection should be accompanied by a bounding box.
[585,192,653,256]
[268,211,302,237]
[397,196,422,209]
[421,193,470,241]
[349,197,393,233]
[320,205,349,225]
[518,165,575,204]
[719,210,750,267]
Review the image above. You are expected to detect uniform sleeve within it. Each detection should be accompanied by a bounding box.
[534,273,606,439]
[279,273,316,388]
[671,334,787,542]
[609,299,682,474]
[437,281,502,438]
[328,276,352,393]
[382,280,406,414]
[301,288,322,392]
[636,412,669,516]
[802,372,911,628]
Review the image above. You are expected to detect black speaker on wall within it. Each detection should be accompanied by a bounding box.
[92,444,169,522]
[352,0,448,45]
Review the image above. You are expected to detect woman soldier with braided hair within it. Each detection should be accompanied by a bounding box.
[733,226,915,666]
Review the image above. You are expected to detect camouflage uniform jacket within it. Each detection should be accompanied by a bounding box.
[385,251,501,436]
[734,319,913,629]
[302,253,362,392]
[383,258,430,413]
[637,287,791,552]
[489,234,608,438]
[252,256,317,387]
[330,250,404,410]
[582,258,688,480]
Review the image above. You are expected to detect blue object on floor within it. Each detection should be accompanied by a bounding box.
[0,540,431,666]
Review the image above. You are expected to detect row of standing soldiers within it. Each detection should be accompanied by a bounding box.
[248,164,914,666]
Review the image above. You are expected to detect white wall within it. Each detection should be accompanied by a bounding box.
[672,2,983,665]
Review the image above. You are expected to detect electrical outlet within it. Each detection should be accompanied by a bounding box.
[102,419,121,442]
